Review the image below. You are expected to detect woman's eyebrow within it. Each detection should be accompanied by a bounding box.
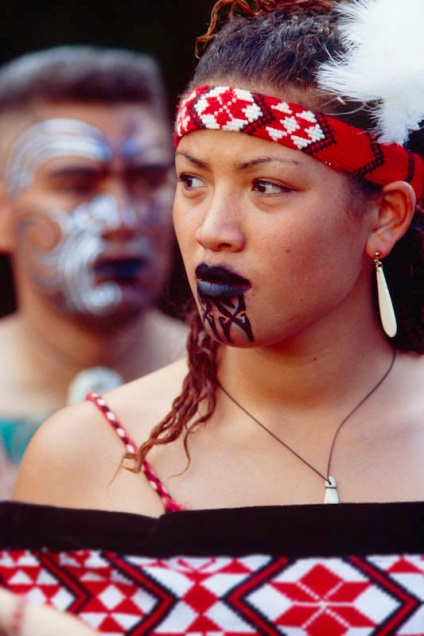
[175,150,303,171]
[237,156,303,170]
[175,150,208,169]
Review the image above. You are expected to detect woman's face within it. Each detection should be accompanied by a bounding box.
[173,128,376,349]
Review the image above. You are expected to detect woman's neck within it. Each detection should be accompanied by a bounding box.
[217,328,394,418]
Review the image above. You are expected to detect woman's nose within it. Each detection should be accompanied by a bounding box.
[195,194,246,252]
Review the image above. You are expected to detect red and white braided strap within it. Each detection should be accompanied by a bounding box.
[174,85,424,203]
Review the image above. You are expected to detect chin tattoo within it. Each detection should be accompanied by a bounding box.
[198,294,254,344]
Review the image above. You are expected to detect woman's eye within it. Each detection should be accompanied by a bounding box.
[253,180,289,194]
[177,174,204,190]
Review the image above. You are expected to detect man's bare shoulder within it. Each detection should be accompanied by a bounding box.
[140,309,188,370]
[0,316,38,408]
[13,358,188,514]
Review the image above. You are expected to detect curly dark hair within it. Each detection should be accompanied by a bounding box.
[129,0,424,470]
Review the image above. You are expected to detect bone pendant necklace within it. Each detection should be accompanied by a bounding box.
[219,349,396,504]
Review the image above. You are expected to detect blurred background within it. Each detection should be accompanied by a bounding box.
[0,0,213,318]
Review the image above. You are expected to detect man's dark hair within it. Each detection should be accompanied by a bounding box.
[0,45,168,117]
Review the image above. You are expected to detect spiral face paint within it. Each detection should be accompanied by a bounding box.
[5,119,111,198]
[15,194,148,316]
[195,264,254,344]
[6,110,174,325]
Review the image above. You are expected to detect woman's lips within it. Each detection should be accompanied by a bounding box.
[195,263,251,299]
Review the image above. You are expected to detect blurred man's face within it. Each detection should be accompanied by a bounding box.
[5,102,175,328]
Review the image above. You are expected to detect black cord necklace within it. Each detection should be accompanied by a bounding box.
[219,349,396,504]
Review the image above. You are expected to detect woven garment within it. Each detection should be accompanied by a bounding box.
[174,85,424,203]
[1,502,424,635]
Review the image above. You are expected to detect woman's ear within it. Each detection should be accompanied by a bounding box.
[365,181,416,259]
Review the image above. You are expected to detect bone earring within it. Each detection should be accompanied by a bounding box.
[374,252,397,338]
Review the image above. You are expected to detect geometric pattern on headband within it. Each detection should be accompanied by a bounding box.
[175,85,424,203]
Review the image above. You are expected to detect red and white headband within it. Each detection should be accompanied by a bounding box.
[174,85,424,203]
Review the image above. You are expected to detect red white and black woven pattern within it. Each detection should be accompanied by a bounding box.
[1,549,423,634]
[175,85,424,203]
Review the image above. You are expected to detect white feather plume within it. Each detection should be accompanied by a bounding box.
[317,0,424,144]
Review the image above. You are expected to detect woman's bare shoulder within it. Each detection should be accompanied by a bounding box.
[104,356,188,432]
[397,351,424,390]
[13,358,188,515]
[397,351,424,410]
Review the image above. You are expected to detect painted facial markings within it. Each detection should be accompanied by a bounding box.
[7,117,173,320]
[5,119,111,198]
[15,194,153,316]
[195,263,254,343]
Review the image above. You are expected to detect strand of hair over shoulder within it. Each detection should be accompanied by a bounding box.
[195,0,341,57]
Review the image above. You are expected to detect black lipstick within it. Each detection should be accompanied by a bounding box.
[195,263,251,299]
